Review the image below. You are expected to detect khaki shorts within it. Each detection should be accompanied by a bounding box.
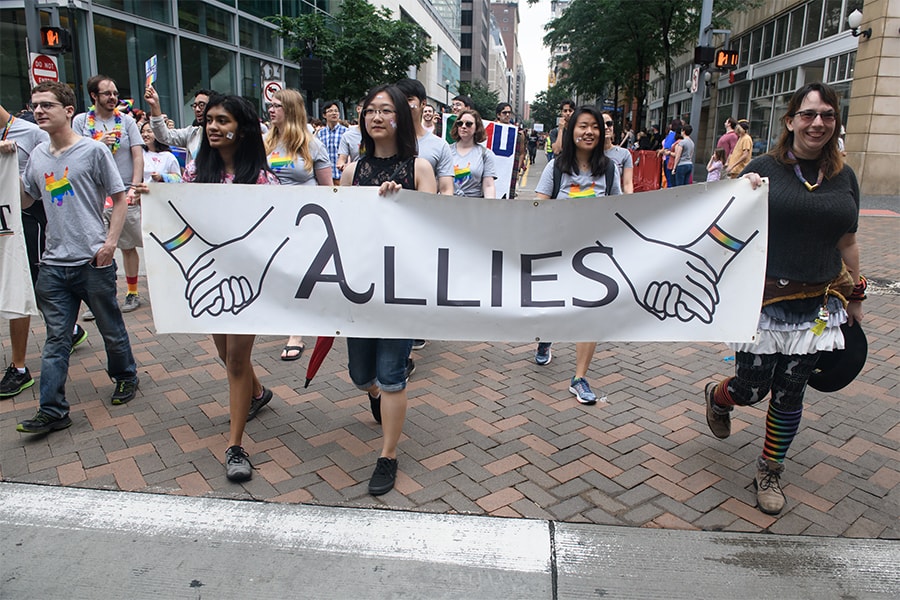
[103,204,143,250]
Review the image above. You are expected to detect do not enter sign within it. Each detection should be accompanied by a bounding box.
[30,53,59,86]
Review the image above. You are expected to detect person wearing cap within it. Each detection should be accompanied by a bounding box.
[725,119,752,178]
[703,82,865,517]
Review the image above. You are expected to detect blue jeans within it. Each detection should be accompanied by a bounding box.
[347,338,413,393]
[674,163,693,186]
[35,261,137,418]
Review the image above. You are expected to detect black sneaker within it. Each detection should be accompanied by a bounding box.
[405,358,416,381]
[368,456,398,495]
[111,377,139,405]
[412,339,427,350]
[369,392,382,424]
[225,445,252,482]
[247,387,273,421]
[1,364,34,398]
[70,324,88,354]
[16,411,72,434]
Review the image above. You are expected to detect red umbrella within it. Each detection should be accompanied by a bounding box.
[304,336,335,388]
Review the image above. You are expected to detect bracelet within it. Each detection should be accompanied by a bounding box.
[849,275,867,302]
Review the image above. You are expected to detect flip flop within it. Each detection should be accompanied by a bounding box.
[280,345,305,361]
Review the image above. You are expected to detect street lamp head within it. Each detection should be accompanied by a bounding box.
[847,9,872,39]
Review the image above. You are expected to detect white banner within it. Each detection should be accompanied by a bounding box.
[141,178,768,342]
[0,153,39,320]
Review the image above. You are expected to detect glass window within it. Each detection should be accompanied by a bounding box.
[239,17,278,56]
[737,35,749,69]
[761,22,774,60]
[822,0,842,37]
[461,10,473,26]
[844,0,864,32]
[749,96,772,156]
[179,2,233,43]
[92,15,175,114]
[237,0,278,19]
[180,37,235,107]
[94,0,172,24]
[804,0,823,45]
[748,29,761,65]
[787,7,804,51]
[773,15,788,56]
[1,8,32,109]
[240,54,263,111]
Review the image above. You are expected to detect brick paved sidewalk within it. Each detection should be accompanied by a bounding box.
[2,211,898,540]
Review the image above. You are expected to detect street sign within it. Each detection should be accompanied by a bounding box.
[690,67,700,94]
[29,53,59,87]
[263,80,284,103]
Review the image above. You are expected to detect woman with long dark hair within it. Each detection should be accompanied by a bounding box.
[140,121,181,183]
[340,84,436,496]
[532,106,621,406]
[183,93,280,482]
[705,82,864,515]
[448,108,497,198]
[264,88,332,362]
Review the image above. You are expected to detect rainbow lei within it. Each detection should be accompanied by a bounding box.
[86,105,123,153]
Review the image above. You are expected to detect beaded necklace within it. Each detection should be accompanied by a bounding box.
[787,150,824,191]
[86,105,123,153]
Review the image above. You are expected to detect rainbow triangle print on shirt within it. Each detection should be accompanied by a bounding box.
[567,183,597,198]
[268,152,294,172]
[453,163,472,183]
[44,167,74,206]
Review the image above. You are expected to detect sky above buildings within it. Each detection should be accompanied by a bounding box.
[519,0,552,103]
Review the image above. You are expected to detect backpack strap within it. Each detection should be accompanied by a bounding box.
[551,160,562,198]
[605,159,616,195]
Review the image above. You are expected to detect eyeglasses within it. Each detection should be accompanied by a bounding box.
[604,121,614,127]
[792,110,836,123]
[363,108,396,118]
[191,102,207,109]
[98,91,119,97]
[499,110,511,115]
[266,102,283,110]
[457,121,475,128]
[28,101,64,111]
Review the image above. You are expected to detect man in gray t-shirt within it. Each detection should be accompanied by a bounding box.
[16,81,138,436]
[72,75,145,314]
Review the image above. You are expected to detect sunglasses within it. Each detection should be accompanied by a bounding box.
[457,121,476,127]
[604,121,614,127]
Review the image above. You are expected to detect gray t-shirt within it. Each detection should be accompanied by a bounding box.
[604,146,633,179]
[23,137,126,266]
[72,110,141,185]
[417,132,454,179]
[267,137,331,186]
[6,117,49,175]
[449,143,497,197]
[338,126,362,162]
[677,137,695,166]
[535,159,622,198]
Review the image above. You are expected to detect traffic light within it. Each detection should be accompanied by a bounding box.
[715,49,739,70]
[40,26,70,52]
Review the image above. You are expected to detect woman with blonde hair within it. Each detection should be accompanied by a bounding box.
[264,89,332,363]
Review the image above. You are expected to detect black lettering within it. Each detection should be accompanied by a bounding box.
[294,204,374,304]
[384,246,426,305]
[491,250,502,307]
[437,248,479,307]
[521,252,564,307]
[0,204,11,232]
[571,244,618,307]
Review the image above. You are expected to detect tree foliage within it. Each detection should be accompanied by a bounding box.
[457,80,501,120]
[269,0,434,107]
[528,85,571,131]
[531,0,756,127]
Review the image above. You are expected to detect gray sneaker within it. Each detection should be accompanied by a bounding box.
[225,445,252,482]
[121,293,141,313]
[82,308,95,321]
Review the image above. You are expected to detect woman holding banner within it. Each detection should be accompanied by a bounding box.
[532,106,621,406]
[448,109,497,198]
[182,94,280,483]
[264,89,333,363]
[705,82,864,516]
[340,84,436,496]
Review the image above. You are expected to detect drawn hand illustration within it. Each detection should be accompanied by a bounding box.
[600,197,759,323]
[150,203,289,317]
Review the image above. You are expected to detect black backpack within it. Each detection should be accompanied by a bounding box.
[551,159,616,198]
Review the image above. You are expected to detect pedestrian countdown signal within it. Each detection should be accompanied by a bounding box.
[40,27,70,52]
[715,50,739,70]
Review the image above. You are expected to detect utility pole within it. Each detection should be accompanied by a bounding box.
[688,0,714,146]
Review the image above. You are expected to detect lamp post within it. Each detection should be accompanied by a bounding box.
[444,79,451,110]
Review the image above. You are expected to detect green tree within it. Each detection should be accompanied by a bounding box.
[457,80,500,120]
[533,0,756,127]
[529,85,571,132]
[269,0,434,107]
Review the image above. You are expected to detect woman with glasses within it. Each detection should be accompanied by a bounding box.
[531,106,621,406]
[448,109,497,198]
[264,89,332,363]
[602,111,634,194]
[704,82,864,516]
[340,84,436,496]
[182,94,280,483]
